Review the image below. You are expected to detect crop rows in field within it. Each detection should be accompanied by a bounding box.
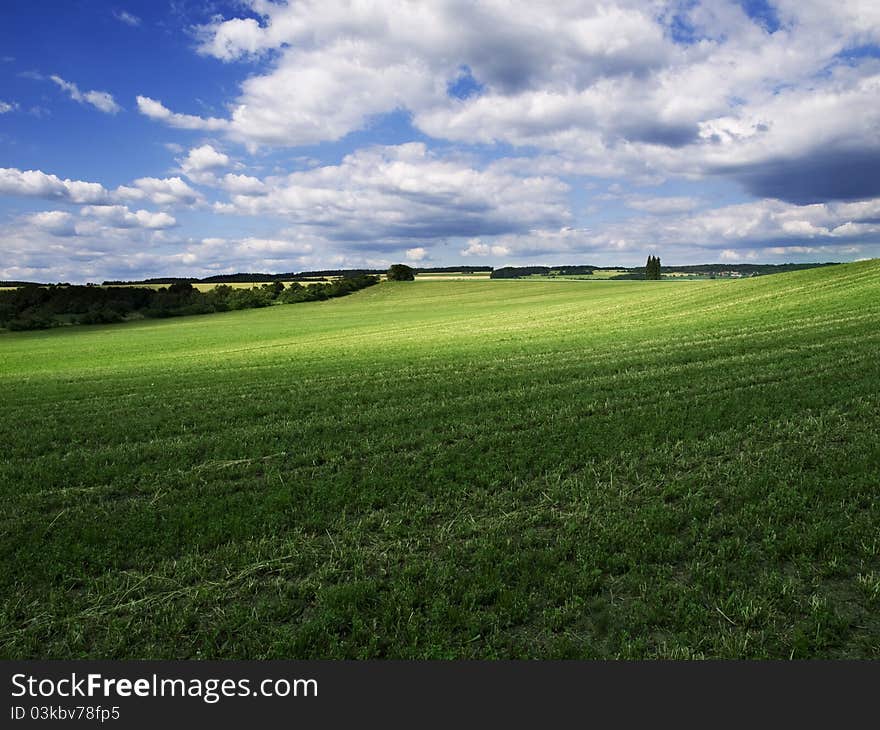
[1,261,879,658]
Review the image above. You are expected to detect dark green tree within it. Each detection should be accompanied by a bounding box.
[167,281,196,295]
[260,281,286,299]
[387,264,416,281]
[645,255,661,280]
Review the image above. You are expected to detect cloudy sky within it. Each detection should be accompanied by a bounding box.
[1,0,879,282]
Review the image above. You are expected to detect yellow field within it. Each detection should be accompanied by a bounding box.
[104,280,334,291]
[415,272,492,280]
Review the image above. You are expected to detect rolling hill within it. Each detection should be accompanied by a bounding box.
[1,260,878,658]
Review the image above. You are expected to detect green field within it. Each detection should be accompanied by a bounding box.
[1,261,879,659]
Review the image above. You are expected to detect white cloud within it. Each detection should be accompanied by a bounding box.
[79,205,177,230]
[25,206,176,235]
[405,247,427,262]
[136,96,228,131]
[182,144,230,173]
[0,168,201,208]
[624,196,702,214]
[446,192,880,264]
[0,100,17,114]
[178,144,231,183]
[198,17,265,61]
[719,249,758,261]
[221,173,266,195]
[0,167,111,204]
[460,238,511,257]
[113,10,141,27]
[199,236,313,256]
[50,75,121,114]
[27,210,78,236]
[153,0,880,206]
[212,142,570,244]
[149,1,673,148]
[127,177,202,206]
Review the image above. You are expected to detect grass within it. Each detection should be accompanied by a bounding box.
[1,260,879,659]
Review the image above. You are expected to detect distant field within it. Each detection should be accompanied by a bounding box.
[524,270,749,281]
[107,280,334,291]
[415,272,492,280]
[1,261,879,659]
[524,269,629,280]
[0,281,336,293]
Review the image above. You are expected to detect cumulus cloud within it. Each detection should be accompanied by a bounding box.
[405,247,428,262]
[211,142,570,244]
[437,192,880,265]
[0,168,201,210]
[1,213,329,283]
[123,177,202,206]
[27,210,78,236]
[50,75,121,114]
[25,206,175,236]
[1,203,187,283]
[460,238,512,257]
[220,173,266,195]
[178,144,231,183]
[144,0,880,206]
[0,167,111,204]
[141,1,675,147]
[181,144,230,173]
[0,100,17,114]
[79,205,177,230]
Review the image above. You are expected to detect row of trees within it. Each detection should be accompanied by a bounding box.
[0,275,379,331]
[489,265,600,279]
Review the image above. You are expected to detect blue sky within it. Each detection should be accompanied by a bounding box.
[1,0,879,282]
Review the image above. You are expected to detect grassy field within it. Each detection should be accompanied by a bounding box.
[1,260,879,659]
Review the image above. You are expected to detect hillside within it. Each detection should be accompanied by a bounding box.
[1,260,878,658]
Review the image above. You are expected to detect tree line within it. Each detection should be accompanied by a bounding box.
[0,275,379,331]
[104,265,492,286]
[490,265,599,279]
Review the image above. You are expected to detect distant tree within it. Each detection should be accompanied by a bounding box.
[261,281,286,299]
[387,264,416,281]
[167,281,195,295]
[490,266,552,279]
[645,255,662,280]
